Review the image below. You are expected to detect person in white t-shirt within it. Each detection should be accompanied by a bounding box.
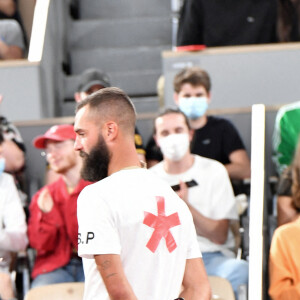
[150,108,249,299]
[74,87,211,300]
[0,129,28,300]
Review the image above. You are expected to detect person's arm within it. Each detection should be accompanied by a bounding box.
[1,138,25,173]
[0,39,23,59]
[0,174,27,252]
[179,258,211,300]
[225,149,251,180]
[177,181,229,244]
[28,188,61,251]
[277,195,298,226]
[94,254,138,300]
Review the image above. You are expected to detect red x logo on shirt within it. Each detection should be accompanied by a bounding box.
[143,196,181,253]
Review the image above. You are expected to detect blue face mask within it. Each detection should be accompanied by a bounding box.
[178,96,208,120]
[0,158,5,175]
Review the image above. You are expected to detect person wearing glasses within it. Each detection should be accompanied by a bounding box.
[27,124,91,288]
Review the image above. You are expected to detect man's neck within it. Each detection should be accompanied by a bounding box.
[189,115,208,129]
[163,153,194,175]
[108,141,141,176]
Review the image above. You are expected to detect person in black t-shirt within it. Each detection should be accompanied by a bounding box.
[146,67,250,181]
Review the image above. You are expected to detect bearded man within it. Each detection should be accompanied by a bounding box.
[73,87,211,300]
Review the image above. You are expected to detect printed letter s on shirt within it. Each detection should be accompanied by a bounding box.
[78,232,95,244]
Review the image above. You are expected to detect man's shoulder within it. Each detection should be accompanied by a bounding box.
[0,172,14,186]
[206,115,235,127]
[276,101,300,122]
[193,155,227,172]
[149,161,164,174]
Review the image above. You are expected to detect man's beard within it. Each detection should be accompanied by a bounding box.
[80,135,110,182]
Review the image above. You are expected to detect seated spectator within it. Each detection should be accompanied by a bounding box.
[27,124,91,288]
[74,68,146,161]
[269,177,300,298]
[0,128,28,300]
[276,139,300,226]
[150,108,248,299]
[0,95,25,175]
[0,19,24,59]
[146,67,250,182]
[273,101,300,175]
[176,0,277,47]
[277,0,300,42]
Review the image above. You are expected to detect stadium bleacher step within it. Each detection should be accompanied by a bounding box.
[69,17,172,49]
[63,0,173,119]
[79,0,171,20]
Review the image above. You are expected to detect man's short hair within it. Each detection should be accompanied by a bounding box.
[173,66,211,94]
[76,87,136,135]
[153,107,191,135]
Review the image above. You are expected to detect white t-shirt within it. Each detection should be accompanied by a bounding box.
[78,168,201,300]
[0,172,28,272]
[150,155,238,256]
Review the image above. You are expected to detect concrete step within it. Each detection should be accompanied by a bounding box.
[79,0,171,20]
[64,69,162,100]
[69,17,172,49]
[70,45,169,74]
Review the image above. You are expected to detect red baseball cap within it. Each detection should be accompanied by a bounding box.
[33,124,76,149]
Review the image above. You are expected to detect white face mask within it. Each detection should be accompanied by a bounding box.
[158,133,190,161]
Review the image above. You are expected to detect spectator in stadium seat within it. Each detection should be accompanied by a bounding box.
[276,139,300,226]
[0,19,24,59]
[269,147,300,299]
[0,95,26,203]
[273,101,300,175]
[28,124,91,288]
[146,67,250,182]
[0,128,28,300]
[150,108,248,299]
[176,0,277,47]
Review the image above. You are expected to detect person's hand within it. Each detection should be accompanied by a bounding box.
[176,181,189,203]
[37,188,54,213]
[0,272,15,299]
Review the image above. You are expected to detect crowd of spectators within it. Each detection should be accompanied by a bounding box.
[2,0,300,299]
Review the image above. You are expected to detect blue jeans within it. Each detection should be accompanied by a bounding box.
[202,252,248,300]
[31,258,84,288]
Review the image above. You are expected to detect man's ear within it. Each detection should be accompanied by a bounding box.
[74,92,82,103]
[153,134,159,147]
[174,92,179,106]
[104,121,118,142]
[189,129,194,142]
[207,91,212,104]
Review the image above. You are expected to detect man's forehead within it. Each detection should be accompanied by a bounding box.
[156,113,186,129]
[75,106,98,131]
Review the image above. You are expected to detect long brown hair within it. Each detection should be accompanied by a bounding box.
[291,138,300,209]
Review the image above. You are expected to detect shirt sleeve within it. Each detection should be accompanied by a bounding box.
[222,119,246,157]
[78,186,121,259]
[0,174,27,252]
